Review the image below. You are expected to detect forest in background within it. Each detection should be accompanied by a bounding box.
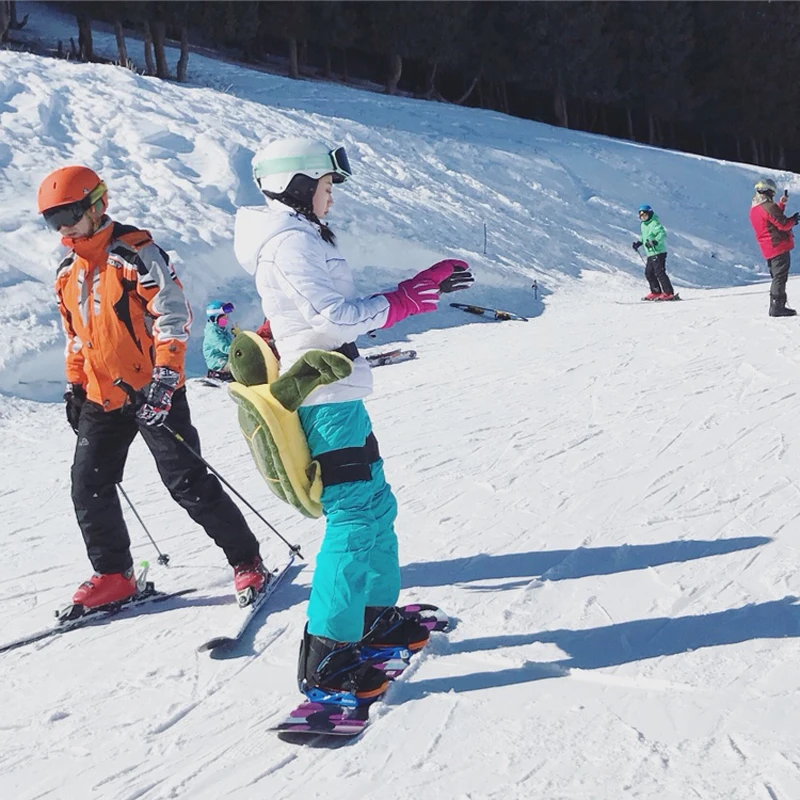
[3,1,796,172]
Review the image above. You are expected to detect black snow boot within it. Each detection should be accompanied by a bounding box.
[770,295,797,317]
[297,624,389,701]
[362,606,431,654]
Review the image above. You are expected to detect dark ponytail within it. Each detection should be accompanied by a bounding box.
[263,174,336,244]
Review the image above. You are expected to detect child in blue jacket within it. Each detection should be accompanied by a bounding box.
[202,300,235,380]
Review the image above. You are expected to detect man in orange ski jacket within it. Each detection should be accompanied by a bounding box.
[39,166,268,609]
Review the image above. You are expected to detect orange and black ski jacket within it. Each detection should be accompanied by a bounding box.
[55,219,192,411]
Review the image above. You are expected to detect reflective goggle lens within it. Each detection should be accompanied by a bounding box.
[330,146,352,183]
[221,302,234,314]
[42,198,90,231]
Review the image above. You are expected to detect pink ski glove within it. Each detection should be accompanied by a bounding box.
[381,261,458,329]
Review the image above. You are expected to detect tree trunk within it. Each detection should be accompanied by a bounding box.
[114,20,128,68]
[9,1,27,30]
[176,24,189,82]
[323,45,332,78]
[143,21,155,76]
[626,107,635,141]
[453,73,480,106]
[341,47,348,81]
[151,19,169,79]
[298,39,307,70]
[423,61,439,99]
[500,80,509,115]
[0,2,10,44]
[288,36,299,79]
[385,52,402,95]
[554,88,568,128]
[77,12,93,61]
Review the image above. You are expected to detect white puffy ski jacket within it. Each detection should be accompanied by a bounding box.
[234,201,390,406]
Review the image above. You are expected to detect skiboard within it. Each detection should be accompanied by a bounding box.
[0,562,195,655]
[197,554,296,653]
[365,349,417,368]
[197,376,235,388]
[450,302,528,322]
[272,604,449,740]
[641,294,681,302]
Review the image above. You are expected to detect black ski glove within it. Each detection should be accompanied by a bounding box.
[64,383,87,434]
[791,212,800,225]
[439,262,475,293]
[632,240,643,250]
[646,239,659,249]
[136,366,180,427]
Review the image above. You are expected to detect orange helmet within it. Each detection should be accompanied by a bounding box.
[37,166,107,229]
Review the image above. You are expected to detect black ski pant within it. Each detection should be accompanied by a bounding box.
[645,253,674,295]
[71,388,260,574]
[768,251,791,301]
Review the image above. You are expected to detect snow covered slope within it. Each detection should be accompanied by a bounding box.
[0,8,793,400]
[3,13,800,800]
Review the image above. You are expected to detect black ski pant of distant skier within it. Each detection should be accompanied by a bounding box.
[768,251,791,302]
[71,388,260,574]
[645,253,674,295]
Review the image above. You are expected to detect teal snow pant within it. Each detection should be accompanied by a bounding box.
[298,400,401,643]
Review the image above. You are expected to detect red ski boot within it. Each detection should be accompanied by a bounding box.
[642,292,661,301]
[233,556,268,606]
[72,569,137,609]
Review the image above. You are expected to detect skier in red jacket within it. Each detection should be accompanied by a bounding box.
[749,177,800,317]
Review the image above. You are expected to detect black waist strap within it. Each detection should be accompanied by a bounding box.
[316,432,380,486]
[333,342,360,360]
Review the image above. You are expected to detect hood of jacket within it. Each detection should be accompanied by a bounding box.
[752,192,774,208]
[234,201,319,276]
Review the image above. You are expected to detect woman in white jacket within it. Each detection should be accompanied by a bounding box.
[234,137,471,705]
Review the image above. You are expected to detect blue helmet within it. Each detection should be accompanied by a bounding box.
[638,204,653,214]
[206,300,234,320]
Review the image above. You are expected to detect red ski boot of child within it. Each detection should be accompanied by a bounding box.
[72,569,137,609]
[233,556,268,604]
[643,292,661,301]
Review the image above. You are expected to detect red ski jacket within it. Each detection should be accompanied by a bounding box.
[750,196,795,259]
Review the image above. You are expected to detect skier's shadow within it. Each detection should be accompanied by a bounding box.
[395,595,800,700]
[400,536,771,590]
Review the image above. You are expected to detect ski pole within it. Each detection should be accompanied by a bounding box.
[114,379,304,560]
[117,483,171,566]
[636,247,647,265]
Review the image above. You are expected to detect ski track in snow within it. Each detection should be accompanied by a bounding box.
[4,5,800,799]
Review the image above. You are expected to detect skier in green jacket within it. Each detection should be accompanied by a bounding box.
[632,204,677,301]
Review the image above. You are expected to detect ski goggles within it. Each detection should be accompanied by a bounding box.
[253,146,352,184]
[220,302,234,315]
[42,183,107,231]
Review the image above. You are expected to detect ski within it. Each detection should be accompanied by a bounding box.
[197,554,296,653]
[272,604,449,740]
[365,349,417,368]
[450,302,528,322]
[0,569,195,655]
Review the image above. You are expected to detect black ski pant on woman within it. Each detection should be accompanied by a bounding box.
[645,253,674,295]
[768,252,791,302]
[71,388,260,574]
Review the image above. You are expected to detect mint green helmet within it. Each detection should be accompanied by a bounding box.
[252,137,352,195]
